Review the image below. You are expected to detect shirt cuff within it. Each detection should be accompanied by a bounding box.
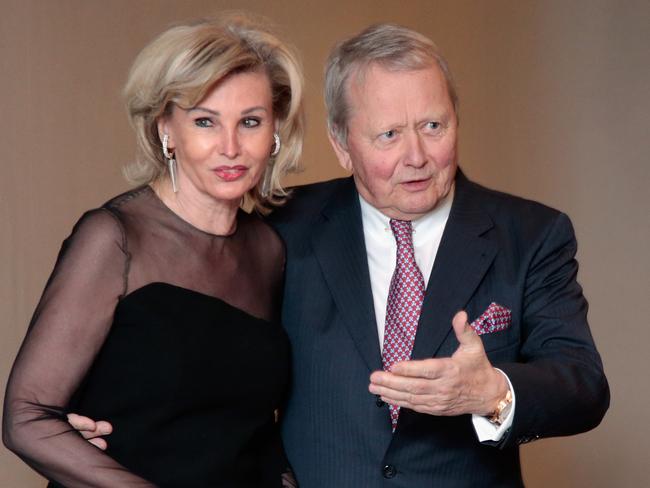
[472,368,515,442]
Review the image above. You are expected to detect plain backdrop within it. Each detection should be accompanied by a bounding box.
[1,0,648,486]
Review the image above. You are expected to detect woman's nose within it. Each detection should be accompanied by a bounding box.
[219,129,241,159]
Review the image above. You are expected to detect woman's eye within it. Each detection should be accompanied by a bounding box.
[242,117,261,128]
[194,118,213,128]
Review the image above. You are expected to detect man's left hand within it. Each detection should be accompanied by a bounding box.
[369,310,508,417]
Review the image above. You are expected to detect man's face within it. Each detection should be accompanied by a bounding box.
[330,63,458,220]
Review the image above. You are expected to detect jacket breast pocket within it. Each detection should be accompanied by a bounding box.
[470,302,519,357]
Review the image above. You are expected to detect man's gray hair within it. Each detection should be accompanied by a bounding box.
[324,23,459,145]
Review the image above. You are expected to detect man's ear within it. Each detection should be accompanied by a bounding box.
[327,129,354,173]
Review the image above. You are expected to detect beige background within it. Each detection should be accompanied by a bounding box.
[2,0,648,486]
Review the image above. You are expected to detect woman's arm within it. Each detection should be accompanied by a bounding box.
[2,209,154,487]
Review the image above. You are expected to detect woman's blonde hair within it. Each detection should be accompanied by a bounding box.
[123,13,304,212]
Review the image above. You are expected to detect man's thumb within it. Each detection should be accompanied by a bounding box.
[452,310,479,346]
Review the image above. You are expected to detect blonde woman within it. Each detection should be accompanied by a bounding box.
[3,15,303,487]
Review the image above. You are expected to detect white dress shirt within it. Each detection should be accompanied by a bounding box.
[359,184,514,441]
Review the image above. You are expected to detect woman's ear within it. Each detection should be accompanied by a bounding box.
[157,118,170,146]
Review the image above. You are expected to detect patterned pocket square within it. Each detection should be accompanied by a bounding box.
[470,302,512,335]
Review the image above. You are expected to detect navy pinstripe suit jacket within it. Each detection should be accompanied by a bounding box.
[269,171,608,487]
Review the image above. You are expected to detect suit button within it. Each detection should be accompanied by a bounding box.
[382,464,396,478]
[376,396,385,407]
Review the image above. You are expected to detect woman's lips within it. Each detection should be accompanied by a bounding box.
[213,165,248,181]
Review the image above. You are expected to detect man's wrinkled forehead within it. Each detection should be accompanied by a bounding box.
[344,61,452,117]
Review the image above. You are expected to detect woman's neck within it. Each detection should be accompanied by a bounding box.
[152,179,239,236]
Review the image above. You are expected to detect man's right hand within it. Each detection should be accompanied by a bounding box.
[67,413,113,450]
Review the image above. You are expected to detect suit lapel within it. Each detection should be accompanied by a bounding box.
[411,172,498,360]
[311,178,383,372]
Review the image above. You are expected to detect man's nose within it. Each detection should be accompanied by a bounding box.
[404,131,427,167]
[219,128,241,159]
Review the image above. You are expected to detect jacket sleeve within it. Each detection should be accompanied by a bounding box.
[496,212,609,447]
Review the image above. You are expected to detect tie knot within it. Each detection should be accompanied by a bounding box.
[389,219,414,246]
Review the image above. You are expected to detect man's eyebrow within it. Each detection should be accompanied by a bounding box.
[375,121,407,132]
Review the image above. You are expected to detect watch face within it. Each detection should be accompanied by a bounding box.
[490,390,513,425]
[499,402,512,424]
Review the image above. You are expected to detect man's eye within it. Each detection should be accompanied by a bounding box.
[381,129,396,140]
[426,121,441,130]
[194,118,213,128]
[242,117,261,128]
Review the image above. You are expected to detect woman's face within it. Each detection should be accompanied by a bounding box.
[159,70,276,205]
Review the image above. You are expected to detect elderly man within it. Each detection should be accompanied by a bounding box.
[72,23,608,487]
[270,23,608,486]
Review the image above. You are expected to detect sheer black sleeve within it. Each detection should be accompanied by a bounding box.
[2,209,154,487]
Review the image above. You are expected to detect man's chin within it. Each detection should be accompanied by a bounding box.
[381,202,439,221]
[395,190,449,217]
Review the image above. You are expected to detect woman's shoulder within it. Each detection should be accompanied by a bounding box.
[56,206,129,271]
[101,185,153,215]
[65,186,153,251]
[71,207,124,241]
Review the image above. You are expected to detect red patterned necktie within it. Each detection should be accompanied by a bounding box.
[382,219,425,432]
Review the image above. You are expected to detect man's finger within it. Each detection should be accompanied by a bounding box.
[67,413,113,438]
[389,358,445,378]
[452,310,481,348]
[370,370,436,392]
[369,370,409,391]
[94,421,113,435]
[370,383,435,409]
[88,438,108,450]
[369,370,440,398]
[66,413,96,432]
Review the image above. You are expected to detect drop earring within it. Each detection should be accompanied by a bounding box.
[261,163,274,198]
[262,133,281,198]
[271,133,281,157]
[162,134,178,193]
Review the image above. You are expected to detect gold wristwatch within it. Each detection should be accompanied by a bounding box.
[489,389,513,426]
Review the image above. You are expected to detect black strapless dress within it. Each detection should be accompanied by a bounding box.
[5,186,290,487]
